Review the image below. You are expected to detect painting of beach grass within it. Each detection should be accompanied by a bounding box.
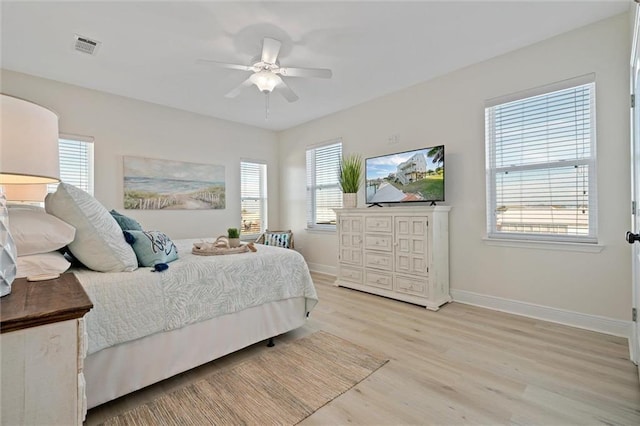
[124,156,225,210]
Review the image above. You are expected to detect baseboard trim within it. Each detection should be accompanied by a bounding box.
[451,289,631,338]
[307,263,337,277]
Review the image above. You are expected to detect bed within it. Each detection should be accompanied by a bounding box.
[74,238,318,409]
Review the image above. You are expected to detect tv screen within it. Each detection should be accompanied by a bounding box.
[365,145,444,204]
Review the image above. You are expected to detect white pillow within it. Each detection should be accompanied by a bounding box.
[16,252,71,279]
[45,183,138,272]
[8,206,76,256]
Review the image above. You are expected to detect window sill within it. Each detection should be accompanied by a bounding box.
[482,237,604,253]
[305,227,336,234]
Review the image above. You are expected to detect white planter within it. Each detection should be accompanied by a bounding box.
[342,193,357,208]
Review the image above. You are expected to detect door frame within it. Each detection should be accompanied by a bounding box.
[629,2,640,370]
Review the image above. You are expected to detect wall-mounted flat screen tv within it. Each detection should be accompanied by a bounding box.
[365,145,444,204]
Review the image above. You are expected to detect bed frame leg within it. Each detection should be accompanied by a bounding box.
[267,337,275,347]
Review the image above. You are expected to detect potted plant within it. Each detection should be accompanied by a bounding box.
[338,154,363,208]
[227,227,240,248]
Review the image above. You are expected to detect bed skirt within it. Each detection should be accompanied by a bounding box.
[84,297,308,408]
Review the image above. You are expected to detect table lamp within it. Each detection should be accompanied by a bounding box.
[3,184,48,205]
[0,94,60,297]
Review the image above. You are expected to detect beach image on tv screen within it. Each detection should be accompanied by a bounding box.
[366,146,444,203]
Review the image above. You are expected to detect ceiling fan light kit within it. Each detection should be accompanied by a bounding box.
[250,70,280,93]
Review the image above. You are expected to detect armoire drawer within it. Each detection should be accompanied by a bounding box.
[395,274,428,297]
[339,265,363,284]
[365,216,393,233]
[364,251,393,271]
[364,234,393,251]
[365,270,393,290]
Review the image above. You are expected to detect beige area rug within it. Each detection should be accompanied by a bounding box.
[102,331,388,425]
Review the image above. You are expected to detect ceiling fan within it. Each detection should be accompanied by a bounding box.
[198,37,332,103]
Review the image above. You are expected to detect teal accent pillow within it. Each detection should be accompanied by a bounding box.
[123,230,178,267]
[110,210,143,231]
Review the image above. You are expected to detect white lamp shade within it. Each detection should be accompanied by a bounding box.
[3,184,48,202]
[250,71,280,93]
[0,94,60,184]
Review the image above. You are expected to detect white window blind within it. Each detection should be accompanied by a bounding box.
[485,79,596,243]
[48,136,94,195]
[240,161,267,237]
[306,141,342,229]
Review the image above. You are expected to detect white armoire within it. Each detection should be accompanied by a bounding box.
[334,206,451,310]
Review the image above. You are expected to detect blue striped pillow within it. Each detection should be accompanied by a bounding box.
[264,232,291,248]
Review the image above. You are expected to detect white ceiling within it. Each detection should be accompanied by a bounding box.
[0,1,630,131]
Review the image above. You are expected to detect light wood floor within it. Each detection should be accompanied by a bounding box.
[86,273,640,425]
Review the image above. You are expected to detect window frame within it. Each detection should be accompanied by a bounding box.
[485,75,597,244]
[240,159,268,239]
[306,139,343,231]
[48,133,95,196]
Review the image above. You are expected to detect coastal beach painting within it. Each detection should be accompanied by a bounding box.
[123,156,225,210]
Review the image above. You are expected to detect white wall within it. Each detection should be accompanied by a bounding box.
[278,13,632,321]
[1,70,279,239]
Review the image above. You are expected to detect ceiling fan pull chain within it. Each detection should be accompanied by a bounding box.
[265,92,270,121]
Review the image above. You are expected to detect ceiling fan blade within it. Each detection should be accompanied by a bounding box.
[197,59,255,72]
[276,78,299,102]
[278,66,332,79]
[225,77,254,98]
[261,37,282,64]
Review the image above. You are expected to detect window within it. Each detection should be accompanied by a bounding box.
[485,76,596,243]
[49,135,94,195]
[306,140,342,229]
[240,161,267,238]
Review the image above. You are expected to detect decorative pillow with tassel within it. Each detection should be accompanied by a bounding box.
[123,230,178,268]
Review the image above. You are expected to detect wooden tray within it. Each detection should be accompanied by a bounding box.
[192,242,254,256]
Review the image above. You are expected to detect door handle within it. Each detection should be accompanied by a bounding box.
[626,231,640,244]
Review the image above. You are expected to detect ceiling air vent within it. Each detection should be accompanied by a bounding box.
[73,34,101,55]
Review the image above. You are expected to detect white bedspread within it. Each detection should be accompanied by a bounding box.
[74,239,318,354]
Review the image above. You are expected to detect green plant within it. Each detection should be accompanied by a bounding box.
[338,154,363,194]
[227,228,239,239]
